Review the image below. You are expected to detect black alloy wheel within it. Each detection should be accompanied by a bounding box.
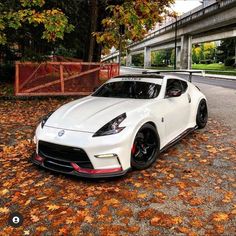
[196,99,208,129]
[131,124,159,170]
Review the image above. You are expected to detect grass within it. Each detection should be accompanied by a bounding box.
[192,63,230,70]
[143,63,236,76]
[192,63,236,76]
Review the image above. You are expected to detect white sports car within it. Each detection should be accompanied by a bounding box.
[31,71,208,178]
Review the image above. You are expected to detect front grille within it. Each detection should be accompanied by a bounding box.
[38,141,93,170]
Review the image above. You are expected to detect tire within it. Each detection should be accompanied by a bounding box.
[131,123,160,170]
[196,99,208,129]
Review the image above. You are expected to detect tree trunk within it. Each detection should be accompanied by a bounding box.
[88,0,98,62]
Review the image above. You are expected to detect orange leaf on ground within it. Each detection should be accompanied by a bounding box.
[150,216,161,226]
[104,198,120,206]
[0,207,9,214]
[30,214,39,223]
[47,204,60,211]
[222,191,234,203]
[23,230,30,235]
[126,225,140,233]
[0,189,9,196]
[137,193,147,199]
[117,207,132,217]
[58,227,68,235]
[189,197,204,206]
[211,212,229,222]
[215,224,225,234]
[190,219,203,228]
[100,206,109,215]
[138,208,156,219]
[36,226,47,232]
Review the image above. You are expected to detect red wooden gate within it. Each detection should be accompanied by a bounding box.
[15,62,120,96]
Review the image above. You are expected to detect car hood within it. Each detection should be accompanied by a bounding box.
[45,96,146,132]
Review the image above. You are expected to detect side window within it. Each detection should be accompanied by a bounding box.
[165,79,183,96]
[181,81,188,93]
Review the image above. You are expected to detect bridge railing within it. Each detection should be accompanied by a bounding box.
[128,0,236,48]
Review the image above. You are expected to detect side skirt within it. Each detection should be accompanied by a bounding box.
[160,126,197,153]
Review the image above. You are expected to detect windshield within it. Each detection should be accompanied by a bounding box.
[92,81,161,99]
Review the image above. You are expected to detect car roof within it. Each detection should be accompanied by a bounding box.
[113,74,164,79]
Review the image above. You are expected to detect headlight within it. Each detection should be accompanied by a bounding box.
[40,111,54,129]
[93,113,127,137]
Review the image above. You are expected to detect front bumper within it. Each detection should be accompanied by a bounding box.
[32,125,134,178]
[31,152,130,178]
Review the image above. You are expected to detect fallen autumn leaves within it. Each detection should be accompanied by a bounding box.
[0,99,235,235]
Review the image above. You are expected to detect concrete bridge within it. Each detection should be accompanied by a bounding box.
[102,0,236,69]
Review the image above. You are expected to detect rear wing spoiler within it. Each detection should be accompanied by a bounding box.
[142,70,205,82]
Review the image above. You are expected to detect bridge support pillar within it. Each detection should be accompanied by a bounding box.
[180,35,192,69]
[126,52,132,66]
[176,47,181,69]
[144,46,151,68]
[235,43,236,64]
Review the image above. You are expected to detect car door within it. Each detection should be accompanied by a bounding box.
[162,78,191,144]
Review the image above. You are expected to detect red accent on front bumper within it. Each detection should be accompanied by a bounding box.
[70,162,122,174]
[35,154,44,162]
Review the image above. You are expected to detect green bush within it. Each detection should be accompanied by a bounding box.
[132,54,144,67]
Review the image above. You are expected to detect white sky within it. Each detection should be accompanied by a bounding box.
[171,0,202,14]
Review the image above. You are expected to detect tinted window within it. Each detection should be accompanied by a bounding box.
[181,81,188,92]
[92,81,161,99]
[166,79,183,95]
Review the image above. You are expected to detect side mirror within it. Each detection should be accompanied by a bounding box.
[167,89,182,97]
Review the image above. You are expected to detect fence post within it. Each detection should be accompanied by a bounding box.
[109,64,112,78]
[118,63,120,75]
[15,62,19,95]
[60,63,64,93]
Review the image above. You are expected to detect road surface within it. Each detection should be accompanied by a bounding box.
[121,67,236,133]
[121,67,236,90]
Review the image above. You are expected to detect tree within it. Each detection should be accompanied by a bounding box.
[0,0,174,62]
[192,45,198,64]
[217,38,236,65]
[152,50,166,67]
[94,0,174,54]
[0,0,74,61]
[203,42,216,62]
[0,0,74,45]
[192,44,205,64]
[132,53,144,67]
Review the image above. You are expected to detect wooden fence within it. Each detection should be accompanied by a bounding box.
[15,62,120,96]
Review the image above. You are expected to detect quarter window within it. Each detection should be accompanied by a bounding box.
[165,79,183,96]
[165,79,188,96]
[181,81,188,93]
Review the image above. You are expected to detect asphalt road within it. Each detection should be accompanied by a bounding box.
[121,67,236,90]
[121,67,236,133]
